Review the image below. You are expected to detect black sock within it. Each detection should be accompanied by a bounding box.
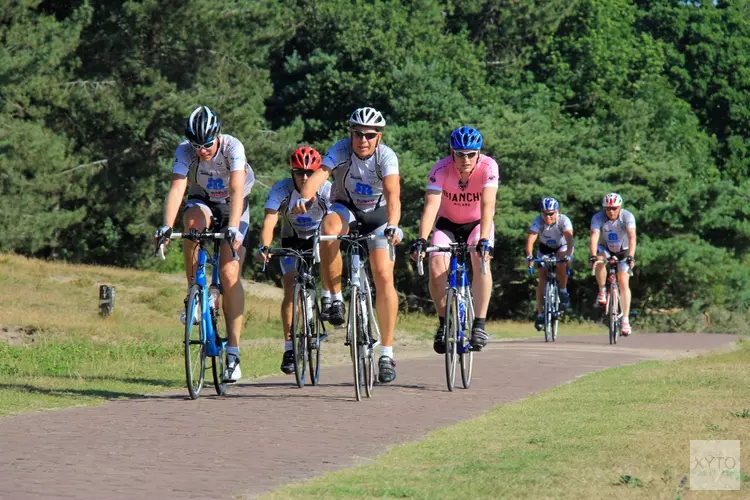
[438,316,445,328]
[473,317,486,330]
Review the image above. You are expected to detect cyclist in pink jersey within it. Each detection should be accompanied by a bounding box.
[410,126,498,353]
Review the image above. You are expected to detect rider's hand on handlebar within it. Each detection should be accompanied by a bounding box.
[223,226,243,251]
[476,238,492,260]
[384,225,403,245]
[525,254,534,263]
[589,255,598,264]
[256,245,270,264]
[410,238,427,262]
[626,256,635,269]
[154,225,172,244]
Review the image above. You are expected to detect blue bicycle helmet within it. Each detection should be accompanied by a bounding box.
[540,197,559,211]
[450,126,483,150]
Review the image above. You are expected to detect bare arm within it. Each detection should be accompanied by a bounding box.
[298,167,330,208]
[383,174,401,227]
[589,229,600,258]
[163,173,188,228]
[479,186,497,241]
[564,230,574,258]
[260,210,279,248]
[228,170,246,229]
[525,232,538,257]
[627,228,637,261]
[418,191,442,240]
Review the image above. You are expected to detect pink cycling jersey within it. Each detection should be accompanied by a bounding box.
[426,154,499,224]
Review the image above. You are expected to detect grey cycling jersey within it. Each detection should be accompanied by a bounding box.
[530,213,573,249]
[172,134,255,202]
[265,178,332,239]
[321,139,399,213]
[591,209,636,252]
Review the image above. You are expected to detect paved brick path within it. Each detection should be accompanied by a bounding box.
[0,333,737,499]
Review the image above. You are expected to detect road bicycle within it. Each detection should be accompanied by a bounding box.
[314,230,393,401]
[592,255,631,345]
[262,247,327,387]
[417,242,487,391]
[529,255,569,343]
[156,228,236,399]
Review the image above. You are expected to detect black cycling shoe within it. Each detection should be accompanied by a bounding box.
[320,296,331,322]
[328,300,346,327]
[433,326,446,354]
[280,350,295,375]
[534,314,545,331]
[559,290,570,309]
[378,356,396,384]
[470,327,489,351]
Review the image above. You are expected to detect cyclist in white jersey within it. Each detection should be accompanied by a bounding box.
[589,193,637,335]
[257,146,332,375]
[525,197,574,330]
[154,106,255,382]
[292,107,402,384]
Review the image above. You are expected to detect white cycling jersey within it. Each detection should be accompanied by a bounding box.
[265,178,332,239]
[322,139,399,213]
[591,209,636,252]
[530,214,573,249]
[172,134,255,201]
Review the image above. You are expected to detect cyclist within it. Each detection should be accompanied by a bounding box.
[525,197,574,330]
[410,126,498,354]
[292,107,402,384]
[257,146,332,375]
[154,106,254,382]
[589,193,637,336]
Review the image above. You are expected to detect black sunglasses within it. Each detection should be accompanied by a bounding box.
[190,140,215,150]
[292,169,312,177]
[454,151,478,159]
[351,130,380,141]
[542,211,556,217]
[604,207,619,211]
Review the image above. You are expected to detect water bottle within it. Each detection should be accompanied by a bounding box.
[305,292,314,322]
[209,285,221,312]
[457,293,467,330]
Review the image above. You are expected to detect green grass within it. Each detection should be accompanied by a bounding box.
[260,340,750,500]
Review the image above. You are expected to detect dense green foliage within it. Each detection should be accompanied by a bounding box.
[2,0,749,327]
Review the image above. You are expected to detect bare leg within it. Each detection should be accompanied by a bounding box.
[369,248,397,348]
[320,213,347,294]
[428,254,449,317]
[219,244,246,348]
[281,272,294,341]
[182,206,210,285]
[470,253,493,318]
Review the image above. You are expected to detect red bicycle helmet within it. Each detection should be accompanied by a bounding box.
[290,146,322,171]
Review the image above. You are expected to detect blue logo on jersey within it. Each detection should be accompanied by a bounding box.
[354,183,373,196]
[547,239,557,246]
[296,216,315,227]
[608,233,619,241]
[207,178,225,190]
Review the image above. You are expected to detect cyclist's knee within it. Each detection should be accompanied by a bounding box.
[322,213,344,235]
[183,207,209,230]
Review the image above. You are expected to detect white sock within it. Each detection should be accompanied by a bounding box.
[332,292,343,302]
[381,346,393,360]
[284,340,293,351]
[322,289,331,299]
[561,288,568,293]
[601,287,607,293]
[227,346,240,357]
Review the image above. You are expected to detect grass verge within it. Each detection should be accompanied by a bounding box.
[260,339,750,499]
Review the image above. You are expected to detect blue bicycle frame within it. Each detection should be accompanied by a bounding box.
[194,246,224,358]
[448,247,472,355]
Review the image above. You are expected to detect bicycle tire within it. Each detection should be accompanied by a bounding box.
[550,282,559,342]
[348,285,362,401]
[609,286,619,345]
[210,306,227,396]
[291,284,308,388]
[308,291,322,386]
[544,282,553,343]
[359,291,374,398]
[184,285,206,399]
[444,289,458,392]
[460,290,474,389]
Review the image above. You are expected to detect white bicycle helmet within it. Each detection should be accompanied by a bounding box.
[602,193,623,207]
[185,106,221,146]
[349,107,386,129]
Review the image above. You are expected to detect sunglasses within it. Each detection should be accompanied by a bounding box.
[292,170,312,177]
[351,130,380,141]
[190,140,215,150]
[604,207,619,211]
[542,211,556,217]
[454,151,478,159]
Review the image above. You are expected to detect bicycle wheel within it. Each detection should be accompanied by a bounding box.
[609,286,619,345]
[358,292,374,398]
[444,289,459,392]
[543,282,553,343]
[347,285,362,401]
[210,306,227,396]
[291,285,308,388]
[308,291,322,386]
[184,285,206,399]
[549,283,559,342]
[460,290,475,389]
